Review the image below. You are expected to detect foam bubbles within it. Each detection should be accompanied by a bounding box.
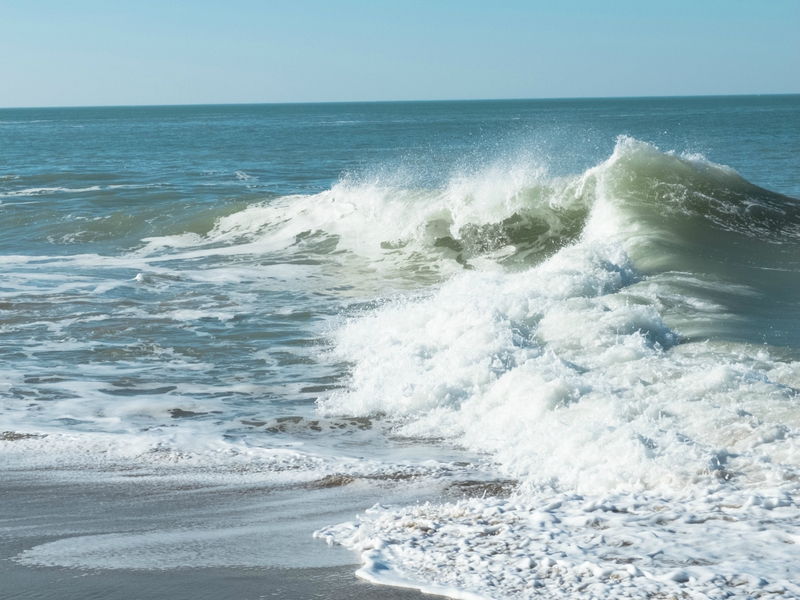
[316,490,800,599]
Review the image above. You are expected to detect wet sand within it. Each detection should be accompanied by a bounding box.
[0,470,446,600]
[0,562,429,600]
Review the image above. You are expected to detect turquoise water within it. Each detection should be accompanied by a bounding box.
[2,96,800,598]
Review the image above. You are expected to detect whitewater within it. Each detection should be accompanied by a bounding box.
[315,137,800,598]
[1,98,799,599]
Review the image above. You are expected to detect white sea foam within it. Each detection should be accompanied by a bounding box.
[319,241,800,491]
[316,490,800,599]
[314,139,800,598]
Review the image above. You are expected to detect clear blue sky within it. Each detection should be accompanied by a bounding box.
[1,0,798,107]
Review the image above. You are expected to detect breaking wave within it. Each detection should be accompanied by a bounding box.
[309,137,800,599]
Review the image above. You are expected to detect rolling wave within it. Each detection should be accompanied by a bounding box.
[135,137,800,281]
[312,138,800,598]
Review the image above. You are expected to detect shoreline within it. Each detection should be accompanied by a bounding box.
[0,468,455,600]
[0,563,433,600]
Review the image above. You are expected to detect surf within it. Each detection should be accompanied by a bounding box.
[314,137,800,599]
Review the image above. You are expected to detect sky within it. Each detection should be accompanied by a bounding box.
[0,0,798,108]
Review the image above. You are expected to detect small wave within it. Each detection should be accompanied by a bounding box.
[0,186,102,198]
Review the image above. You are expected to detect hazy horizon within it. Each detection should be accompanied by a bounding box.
[2,92,798,111]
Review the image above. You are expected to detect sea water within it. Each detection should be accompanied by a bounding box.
[2,97,799,598]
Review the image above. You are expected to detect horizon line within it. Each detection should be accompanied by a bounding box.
[1,92,798,111]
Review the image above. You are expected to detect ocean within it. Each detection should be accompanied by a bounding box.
[1,96,799,599]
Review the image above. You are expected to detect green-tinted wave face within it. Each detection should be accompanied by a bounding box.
[572,138,800,347]
[599,137,800,252]
[438,184,591,269]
